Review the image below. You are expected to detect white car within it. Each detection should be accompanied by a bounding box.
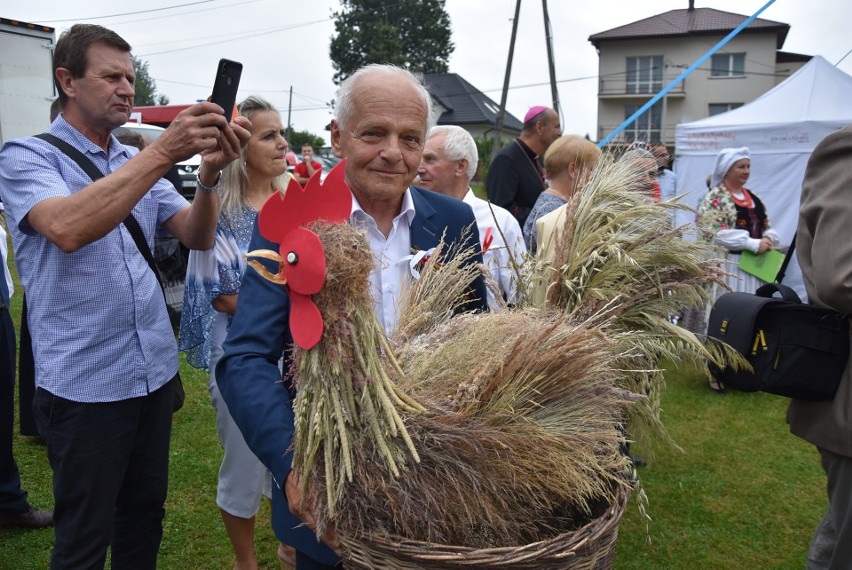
[115,121,201,197]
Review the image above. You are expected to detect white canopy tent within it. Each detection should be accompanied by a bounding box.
[673,55,852,298]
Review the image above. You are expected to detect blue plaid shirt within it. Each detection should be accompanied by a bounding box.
[0,115,189,402]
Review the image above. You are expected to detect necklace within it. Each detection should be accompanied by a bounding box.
[247,183,278,211]
[545,185,571,201]
[723,182,753,208]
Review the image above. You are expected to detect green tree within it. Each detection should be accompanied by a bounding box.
[287,129,326,151]
[329,0,454,84]
[474,136,510,182]
[132,56,169,106]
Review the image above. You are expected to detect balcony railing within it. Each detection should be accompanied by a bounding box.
[598,74,686,97]
[596,124,679,147]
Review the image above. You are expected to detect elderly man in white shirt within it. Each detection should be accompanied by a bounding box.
[418,125,527,307]
[216,65,489,568]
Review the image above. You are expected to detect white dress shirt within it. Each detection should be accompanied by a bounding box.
[350,189,416,335]
[463,189,527,306]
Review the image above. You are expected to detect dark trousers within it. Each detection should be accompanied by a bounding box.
[34,379,175,570]
[806,448,852,569]
[18,297,37,436]
[296,550,343,570]
[0,305,29,515]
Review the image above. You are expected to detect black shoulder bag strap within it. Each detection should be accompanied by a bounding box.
[33,133,185,410]
[774,232,797,284]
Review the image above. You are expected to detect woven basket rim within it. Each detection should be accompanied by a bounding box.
[343,478,633,569]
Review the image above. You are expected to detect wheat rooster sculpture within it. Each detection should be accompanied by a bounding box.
[247,156,732,567]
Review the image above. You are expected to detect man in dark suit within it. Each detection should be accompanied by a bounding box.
[486,106,561,227]
[787,126,852,569]
[216,64,487,569]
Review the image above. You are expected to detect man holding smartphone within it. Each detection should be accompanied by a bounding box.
[0,23,250,569]
[294,143,323,185]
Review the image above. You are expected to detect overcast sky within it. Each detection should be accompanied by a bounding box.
[10,0,852,145]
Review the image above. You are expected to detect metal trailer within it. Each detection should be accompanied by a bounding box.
[0,17,55,147]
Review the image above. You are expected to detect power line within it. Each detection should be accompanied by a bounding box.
[94,0,262,27]
[153,78,331,112]
[133,16,299,49]
[155,72,602,108]
[36,0,219,23]
[138,18,331,57]
[291,90,333,106]
[120,0,423,57]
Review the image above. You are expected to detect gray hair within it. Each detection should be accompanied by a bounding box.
[220,95,289,218]
[335,64,434,131]
[620,148,656,164]
[428,125,478,180]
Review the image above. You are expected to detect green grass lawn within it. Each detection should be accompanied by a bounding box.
[0,224,826,568]
[615,361,824,569]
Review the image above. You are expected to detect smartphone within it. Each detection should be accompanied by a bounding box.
[210,58,242,122]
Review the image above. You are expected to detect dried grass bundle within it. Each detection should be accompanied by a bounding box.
[330,311,634,548]
[286,222,635,553]
[278,152,744,561]
[291,222,423,517]
[250,147,754,567]
[525,154,742,452]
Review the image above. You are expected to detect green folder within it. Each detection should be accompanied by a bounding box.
[738,249,786,283]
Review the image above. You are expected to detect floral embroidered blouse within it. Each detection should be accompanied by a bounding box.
[697,184,780,253]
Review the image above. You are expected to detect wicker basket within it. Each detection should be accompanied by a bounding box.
[342,480,632,570]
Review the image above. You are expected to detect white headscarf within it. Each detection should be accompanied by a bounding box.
[712,147,750,187]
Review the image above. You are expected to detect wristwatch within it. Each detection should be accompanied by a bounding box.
[196,171,222,193]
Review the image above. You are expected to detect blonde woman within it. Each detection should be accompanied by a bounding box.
[179,96,294,569]
[522,135,601,254]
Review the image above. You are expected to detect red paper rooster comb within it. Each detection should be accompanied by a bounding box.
[248,159,352,349]
[258,159,351,242]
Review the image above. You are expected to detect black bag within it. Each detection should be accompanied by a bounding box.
[153,237,187,329]
[708,281,849,401]
[34,133,186,411]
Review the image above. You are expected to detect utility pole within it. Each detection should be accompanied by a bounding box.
[491,0,522,163]
[287,85,293,143]
[542,0,560,120]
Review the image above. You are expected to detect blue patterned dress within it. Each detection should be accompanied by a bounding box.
[523,192,567,254]
[179,203,257,370]
[178,200,274,516]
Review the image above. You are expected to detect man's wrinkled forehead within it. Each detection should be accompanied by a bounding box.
[356,75,426,118]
